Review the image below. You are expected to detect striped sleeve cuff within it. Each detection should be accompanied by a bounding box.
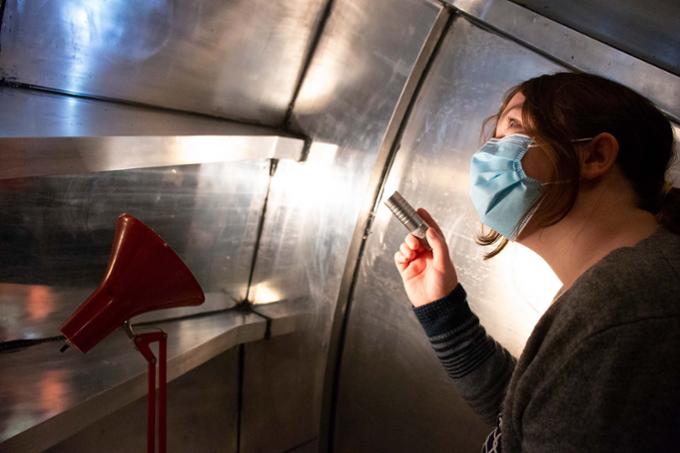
[413,283,473,337]
[413,283,497,380]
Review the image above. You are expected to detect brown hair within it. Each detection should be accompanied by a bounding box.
[476,72,678,260]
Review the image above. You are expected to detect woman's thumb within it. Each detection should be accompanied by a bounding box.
[426,226,449,268]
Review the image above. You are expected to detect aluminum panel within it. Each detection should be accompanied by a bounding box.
[510,0,680,76]
[0,0,327,125]
[0,135,303,180]
[447,0,680,121]
[0,310,266,451]
[0,88,305,180]
[0,160,270,341]
[47,349,240,453]
[335,18,565,452]
[239,0,443,451]
[0,87,286,137]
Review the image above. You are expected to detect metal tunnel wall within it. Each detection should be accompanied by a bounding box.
[330,2,680,452]
[0,1,325,451]
[0,0,328,322]
[0,0,678,452]
[240,1,446,451]
[0,0,328,125]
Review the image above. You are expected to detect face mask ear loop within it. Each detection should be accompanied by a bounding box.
[530,137,593,150]
[536,137,593,186]
[541,180,572,186]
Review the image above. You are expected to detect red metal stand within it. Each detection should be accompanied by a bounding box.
[133,330,168,453]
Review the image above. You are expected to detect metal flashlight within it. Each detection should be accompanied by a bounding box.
[384,190,431,250]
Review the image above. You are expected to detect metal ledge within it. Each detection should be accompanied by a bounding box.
[445,0,680,122]
[0,307,300,453]
[1,135,305,180]
[250,297,316,338]
[0,87,307,180]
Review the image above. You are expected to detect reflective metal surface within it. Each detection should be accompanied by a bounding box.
[323,6,451,451]
[0,87,289,137]
[510,0,680,76]
[0,285,233,343]
[250,298,315,338]
[48,348,240,453]
[239,1,443,451]
[335,17,566,452]
[0,310,267,452]
[446,0,680,121]
[0,87,305,180]
[1,0,677,450]
[0,0,327,125]
[0,160,271,340]
[0,135,303,180]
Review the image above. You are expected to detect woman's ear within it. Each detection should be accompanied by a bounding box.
[579,132,619,180]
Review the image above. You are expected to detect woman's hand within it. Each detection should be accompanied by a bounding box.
[394,208,459,307]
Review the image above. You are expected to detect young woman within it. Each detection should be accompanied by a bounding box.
[394,72,680,452]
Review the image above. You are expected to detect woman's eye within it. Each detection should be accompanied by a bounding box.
[508,118,522,129]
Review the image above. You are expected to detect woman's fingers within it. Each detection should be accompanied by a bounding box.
[405,233,421,251]
[399,242,415,259]
[395,234,425,271]
[394,250,413,272]
[394,207,459,305]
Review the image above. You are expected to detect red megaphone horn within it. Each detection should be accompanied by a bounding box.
[60,213,205,353]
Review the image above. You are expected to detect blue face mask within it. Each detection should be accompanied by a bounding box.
[469,134,591,240]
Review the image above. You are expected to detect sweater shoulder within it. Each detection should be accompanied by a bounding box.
[516,226,680,373]
[547,225,680,335]
[503,227,680,449]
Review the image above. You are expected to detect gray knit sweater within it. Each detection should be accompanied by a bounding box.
[414,224,680,452]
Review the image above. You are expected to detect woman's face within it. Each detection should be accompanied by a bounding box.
[494,92,554,183]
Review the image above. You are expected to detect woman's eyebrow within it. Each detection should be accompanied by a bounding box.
[499,104,523,123]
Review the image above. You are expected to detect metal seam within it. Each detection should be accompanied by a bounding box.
[0,0,7,54]
[246,307,274,340]
[0,335,64,353]
[244,158,277,303]
[283,0,335,132]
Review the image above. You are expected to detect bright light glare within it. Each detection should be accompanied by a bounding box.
[251,281,284,305]
[503,241,562,315]
[274,142,343,210]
